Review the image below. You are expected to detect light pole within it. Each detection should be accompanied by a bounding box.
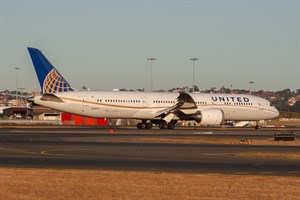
[249,81,254,95]
[15,67,20,105]
[147,58,157,92]
[18,88,25,106]
[190,58,199,92]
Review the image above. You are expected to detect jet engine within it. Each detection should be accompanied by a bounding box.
[197,108,224,125]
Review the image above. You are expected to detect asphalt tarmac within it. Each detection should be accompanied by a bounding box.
[0,126,299,176]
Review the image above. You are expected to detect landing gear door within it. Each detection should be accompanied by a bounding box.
[142,97,148,107]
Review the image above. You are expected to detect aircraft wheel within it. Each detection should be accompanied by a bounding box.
[168,123,175,129]
[255,125,261,130]
[158,124,164,129]
[137,123,142,129]
[159,123,169,129]
[146,123,153,129]
[141,123,147,129]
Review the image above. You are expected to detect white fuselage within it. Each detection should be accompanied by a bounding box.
[33,91,279,121]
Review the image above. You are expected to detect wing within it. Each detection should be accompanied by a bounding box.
[0,92,33,99]
[155,92,198,122]
[175,92,198,109]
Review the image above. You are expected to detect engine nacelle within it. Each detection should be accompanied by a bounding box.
[199,109,224,125]
[190,111,202,123]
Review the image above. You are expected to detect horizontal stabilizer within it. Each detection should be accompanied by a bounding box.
[0,93,33,99]
[41,93,63,102]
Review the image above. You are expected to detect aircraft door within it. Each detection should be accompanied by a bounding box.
[81,96,89,114]
[82,96,89,105]
[142,97,148,107]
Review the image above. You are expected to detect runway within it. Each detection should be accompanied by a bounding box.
[0,127,299,176]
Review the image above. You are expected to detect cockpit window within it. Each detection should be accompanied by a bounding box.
[270,103,274,107]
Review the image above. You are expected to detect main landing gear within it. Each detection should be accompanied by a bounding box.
[158,122,175,129]
[136,122,153,129]
[137,120,153,129]
[136,120,177,129]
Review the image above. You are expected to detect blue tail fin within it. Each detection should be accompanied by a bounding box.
[28,47,74,94]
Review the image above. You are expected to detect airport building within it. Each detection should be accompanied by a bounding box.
[0,105,108,126]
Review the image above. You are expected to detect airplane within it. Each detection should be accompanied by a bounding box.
[27,47,279,129]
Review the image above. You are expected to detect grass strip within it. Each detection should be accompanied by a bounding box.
[0,168,299,200]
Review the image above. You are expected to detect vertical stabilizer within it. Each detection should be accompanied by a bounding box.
[27,47,74,93]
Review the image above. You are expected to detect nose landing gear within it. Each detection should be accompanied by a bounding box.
[255,121,262,129]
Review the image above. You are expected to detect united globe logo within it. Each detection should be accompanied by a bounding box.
[43,69,73,93]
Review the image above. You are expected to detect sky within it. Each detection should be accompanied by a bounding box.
[0,0,299,92]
